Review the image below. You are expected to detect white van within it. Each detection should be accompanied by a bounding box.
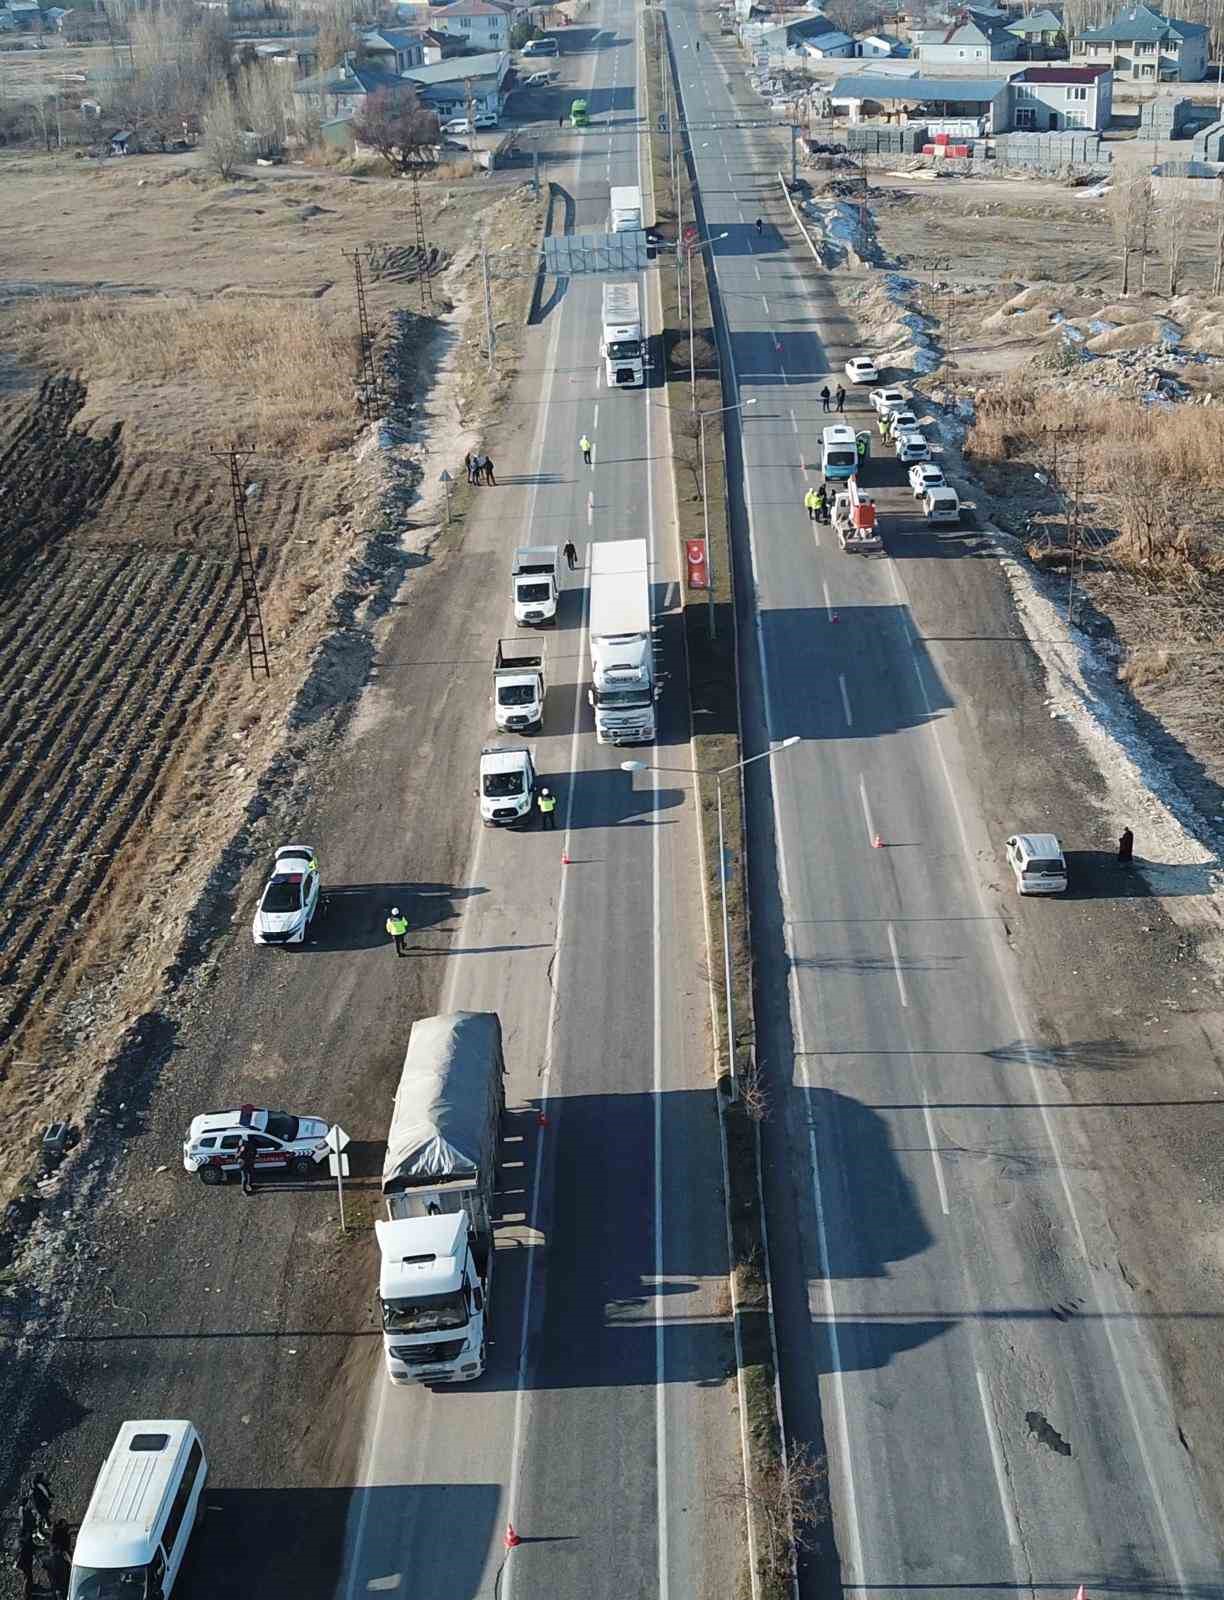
[71,1422,208,1600]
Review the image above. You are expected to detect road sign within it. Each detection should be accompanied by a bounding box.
[439,469,452,483]
[327,1152,350,1179]
[327,1134,351,1233]
[325,1123,350,1155]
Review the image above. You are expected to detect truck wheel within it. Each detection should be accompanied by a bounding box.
[199,1166,225,1187]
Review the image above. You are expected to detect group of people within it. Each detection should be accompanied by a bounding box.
[804,484,830,524]
[820,384,847,414]
[465,452,496,486]
[14,1474,71,1600]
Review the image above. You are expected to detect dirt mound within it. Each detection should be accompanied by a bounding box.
[1086,319,1181,353]
[983,305,1059,338]
[1096,299,1165,325]
[1005,281,1064,311]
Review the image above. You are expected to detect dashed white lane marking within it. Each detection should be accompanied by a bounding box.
[886,921,908,1009]
[838,672,852,727]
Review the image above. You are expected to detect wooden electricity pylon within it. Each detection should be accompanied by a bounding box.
[410,166,434,311]
[211,445,270,681]
[343,247,387,421]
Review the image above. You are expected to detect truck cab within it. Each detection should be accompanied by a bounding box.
[479,745,536,826]
[569,98,589,126]
[512,545,560,626]
[377,1213,488,1384]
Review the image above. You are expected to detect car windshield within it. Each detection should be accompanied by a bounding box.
[498,684,536,707]
[262,875,302,913]
[484,770,526,797]
[382,1288,469,1333]
[1026,858,1064,874]
[517,581,551,603]
[607,339,641,359]
[265,1112,299,1141]
[69,1567,151,1600]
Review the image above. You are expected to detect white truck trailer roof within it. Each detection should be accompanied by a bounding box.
[602,282,640,330]
[382,1012,505,1197]
[589,538,649,639]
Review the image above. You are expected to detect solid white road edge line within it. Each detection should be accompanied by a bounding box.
[921,1090,951,1217]
[857,773,875,846]
[838,673,852,728]
[975,1366,1022,1549]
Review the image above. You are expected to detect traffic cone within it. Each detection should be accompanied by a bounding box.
[561,848,571,865]
[1074,1589,1086,1600]
[504,1524,521,1550]
[872,834,883,849]
[538,1109,549,1127]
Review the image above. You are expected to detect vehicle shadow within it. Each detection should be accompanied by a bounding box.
[294,882,487,952]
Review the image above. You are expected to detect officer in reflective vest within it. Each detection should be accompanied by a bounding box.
[804,487,819,521]
[856,433,868,465]
[386,907,408,957]
[537,787,557,829]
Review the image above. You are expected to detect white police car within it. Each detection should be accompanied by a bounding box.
[908,462,946,497]
[251,844,321,946]
[182,1105,329,1185]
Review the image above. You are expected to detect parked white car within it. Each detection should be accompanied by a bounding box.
[523,69,556,85]
[441,117,474,135]
[183,1106,329,1185]
[1005,833,1068,895]
[908,463,946,497]
[869,386,908,415]
[894,430,930,463]
[844,356,879,384]
[251,845,321,946]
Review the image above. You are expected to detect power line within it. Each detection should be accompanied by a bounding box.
[210,445,270,681]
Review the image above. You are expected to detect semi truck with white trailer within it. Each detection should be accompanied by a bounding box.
[376,1011,506,1385]
[609,184,643,232]
[600,283,646,389]
[493,639,545,732]
[511,545,561,626]
[587,538,656,744]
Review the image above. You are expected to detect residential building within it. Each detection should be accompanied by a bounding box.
[420,26,468,59]
[1005,7,1065,51]
[401,47,511,116]
[1010,62,1111,128]
[913,16,1020,65]
[361,26,425,72]
[429,0,510,50]
[830,69,1011,130]
[858,32,909,56]
[1071,4,1208,81]
[292,55,413,116]
[801,27,855,56]
[741,11,834,51]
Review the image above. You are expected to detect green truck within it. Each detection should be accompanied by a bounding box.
[569,98,589,127]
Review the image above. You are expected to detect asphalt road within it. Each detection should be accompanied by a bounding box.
[0,12,737,1600]
[336,9,738,1600]
[665,6,1224,1596]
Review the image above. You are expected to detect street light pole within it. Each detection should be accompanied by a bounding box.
[621,737,800,1103]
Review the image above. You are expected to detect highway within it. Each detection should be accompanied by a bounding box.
[664,3,1224,1595]
[335,7,737,1600]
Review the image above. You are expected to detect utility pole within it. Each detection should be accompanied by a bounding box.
[408,165,434,311]
[211,446,270,681]
[343,248,386,421]
[481,248,496,372]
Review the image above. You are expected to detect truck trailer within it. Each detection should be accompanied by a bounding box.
[587,538,657,744]
[600,282,646,389]
[377,1012,506,1385]
[609,184,643,232]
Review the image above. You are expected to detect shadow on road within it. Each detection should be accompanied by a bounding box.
[292,882,487,952]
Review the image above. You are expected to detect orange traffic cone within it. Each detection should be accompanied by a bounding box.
[1074,1589,1086,1600]
[538,1109,549,1127]
[561,849,571,865]
[505,1524,521,1550]
[872,834,883,849]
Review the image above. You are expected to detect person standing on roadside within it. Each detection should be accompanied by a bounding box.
[563,540,578,569]
[386,907,409,957]
[239,1135,258,1197]
[579,434,593,466]
[483,455,496,486]
[820,385,831,412]
[835,384,846,413]
[1118,827,1134,864]
[45,1542,69,1600]
[538,788,557,829]
[15,1536,34,1600]
[804,487,817,521]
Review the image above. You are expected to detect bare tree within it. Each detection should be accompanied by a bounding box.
[1109,173,1153,296]
[714,1444,829,1590]
[315,0,362,73]
[1163,181,1195,296]
[351,88,439,174]
[202,82,244,178]
[237,60,291,159]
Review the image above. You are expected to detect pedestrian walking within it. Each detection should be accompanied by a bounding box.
[856,434,868,466]
[483,455,496,486]
[820,385,831,413]
[537,787,557,829]
[804,487,818,521]
[1118,826,1134,864]
[558,115,565,128]
[579,434,592,465]
[563,540,578,569]
[755,216,763,236]
[835,384,846,413]
[30,1477,51,1541]
[386,906,409,957]
[239,1135,258,1197]
[15,1537,34,1600]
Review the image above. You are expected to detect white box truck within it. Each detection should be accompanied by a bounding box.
[587,538,657,744]
[609,184,643,233]
[377,1012,506,1385]
[493,639,545,732]
[601,282,646,389]
[512,545,561,626]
